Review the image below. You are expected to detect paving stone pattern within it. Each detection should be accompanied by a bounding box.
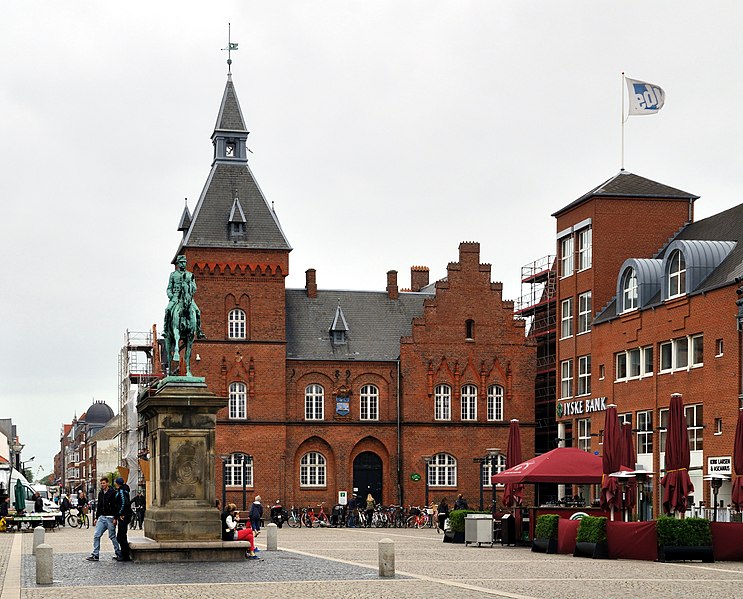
[0,533,13,586]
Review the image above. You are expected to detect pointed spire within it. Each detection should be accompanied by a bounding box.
[215,78,247,133]
[178,198,192,232]
[330,301,350,332]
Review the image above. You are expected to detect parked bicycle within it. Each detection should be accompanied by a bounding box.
[66,507,90,529]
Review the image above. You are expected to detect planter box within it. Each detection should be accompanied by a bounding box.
[443,530,465,544]
[573,541,609,559]
[711,522,743,561]
[531,538,557,554]
[658,545,714,563]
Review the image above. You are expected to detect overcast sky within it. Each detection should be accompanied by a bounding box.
[2,1,743,474]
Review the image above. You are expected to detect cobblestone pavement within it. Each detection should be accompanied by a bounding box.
[0,533,13,589]
[4,525,743,599]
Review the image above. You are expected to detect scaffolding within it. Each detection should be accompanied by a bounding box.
[118,327,161,490]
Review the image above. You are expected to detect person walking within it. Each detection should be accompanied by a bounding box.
[249,495,263,535]
[60,494,71,527]
[437,497,450,531]
[346,494,358,527]
[86,477,121,561]
[365,494,375,528]
[132,491,145,529]
[113,477,132,561]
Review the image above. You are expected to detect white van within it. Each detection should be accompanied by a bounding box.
[2,467,61,516]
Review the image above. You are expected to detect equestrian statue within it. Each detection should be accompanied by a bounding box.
[163,255,206,377]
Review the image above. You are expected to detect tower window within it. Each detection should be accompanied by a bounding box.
[225,142,236,157]
[465,319,475,340]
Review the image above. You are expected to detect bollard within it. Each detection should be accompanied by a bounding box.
[266,523,278,551]
[33,525,45,555]
[36,543,53,585]
[378,538,395,578]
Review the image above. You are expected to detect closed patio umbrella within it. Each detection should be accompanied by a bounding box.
[502,419,524,508]
[732,408,743,511]
[620,422,637,517]
[14,478,26,513]
[600,405,623,520]
[660,393,694,516]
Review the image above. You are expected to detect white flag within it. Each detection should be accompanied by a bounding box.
[625,77,665,115]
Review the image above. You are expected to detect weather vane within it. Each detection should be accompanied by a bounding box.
[221,22,239,74]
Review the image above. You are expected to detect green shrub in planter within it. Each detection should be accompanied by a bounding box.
[576,516,607,544]
[656,516,712,547]
[534,514,560,540]
[448,510,489,533]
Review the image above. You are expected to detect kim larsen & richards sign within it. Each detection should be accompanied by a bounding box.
[557,396,608,418]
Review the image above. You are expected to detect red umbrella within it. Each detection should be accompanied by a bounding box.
[660,393,694,516]
[502,419,523,508]
[732,408,743,510]
[492,447,609,485]
[619,422,637,514]
[600,405,623,518]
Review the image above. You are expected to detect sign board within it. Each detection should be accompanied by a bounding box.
[335,395,350,416]
[557,396,607,418]
[338,491,348,505]
[410,473,421,481]
[708,456,732,475]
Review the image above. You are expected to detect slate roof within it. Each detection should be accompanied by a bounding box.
[178,203,192,231]
[286,289,432,361]
[595,201,743,323]
[214,77,247,132]
[552,170,699,217]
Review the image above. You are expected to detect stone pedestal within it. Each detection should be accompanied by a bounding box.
[138,377,226,542]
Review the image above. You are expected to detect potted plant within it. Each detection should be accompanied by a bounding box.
[532,514,559,553]
[573,516,609,559]
[656,516,714,563]
[444,509,477,544]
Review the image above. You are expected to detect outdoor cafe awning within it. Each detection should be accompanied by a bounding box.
[492,447,607,485]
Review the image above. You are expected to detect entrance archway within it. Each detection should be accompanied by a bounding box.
[353,451,383,504]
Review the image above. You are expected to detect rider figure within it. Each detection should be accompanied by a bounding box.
[164,255,206,340]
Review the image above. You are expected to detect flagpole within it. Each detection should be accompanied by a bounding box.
[621,71,625,171]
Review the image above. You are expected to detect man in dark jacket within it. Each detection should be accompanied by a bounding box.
[60,494,71,526]
[86,477,122,561]
[33,493,44,513]
[113,477,132,561]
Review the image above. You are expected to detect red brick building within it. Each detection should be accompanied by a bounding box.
[173,75,536,509]
[550,171,743,515]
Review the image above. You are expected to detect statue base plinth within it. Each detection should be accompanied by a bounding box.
[130,537,251,562]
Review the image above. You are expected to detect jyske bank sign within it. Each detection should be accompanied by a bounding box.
[557,396,607,418]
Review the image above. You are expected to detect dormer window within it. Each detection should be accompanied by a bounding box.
[621,268,638,312]
[330,302,349,346]
[668,249,686,298]
[231,222,245,235]
[332,330,347,345]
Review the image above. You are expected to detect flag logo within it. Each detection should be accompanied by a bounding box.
[625,77,665,115]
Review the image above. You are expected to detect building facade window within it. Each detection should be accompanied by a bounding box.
[300,452,326,487]
[659,335,703,373]
[615,346,653,381]
[229,382,247,420]
[716,338,724,357]
[577,227,592,271]
[560,359,573,399]
[692,335,704,366]
[487,385,504,421]
[578,418,591,452]
[461,384,477,420]
[228,308,247,339]
[659,408,669,451]
[465,319,475,340]
[305,384,324,420]
[360,384,379,420]
[560,298,573,339]
[637,411,653,454]
[225,453,253,487]
[622,268,638,312]
[577,355,591,396]
[434,384,451,421]
[560,235,574,277]
[668,249,686,298]
[618,412,632,426]
[482,454,507,488]
[685,404,703,451]
[577,291,592,334]
[428,453,457,487]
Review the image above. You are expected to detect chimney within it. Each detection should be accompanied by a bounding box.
[306,268,317,298]
[410,266,429,292]
[386,270,399,300]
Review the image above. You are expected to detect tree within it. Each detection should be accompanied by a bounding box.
[23,468,34,483]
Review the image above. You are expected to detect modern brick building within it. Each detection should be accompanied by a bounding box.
[548,171,743,515]
[172,74,536,510]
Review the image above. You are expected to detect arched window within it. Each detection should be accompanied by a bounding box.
[360,384,379,420]
[229,382,247,420]
[482,454,507,488]
[487,385,504,421]
[434,384,451,420]
[622,268,638,312]
[225,453,253,487]
[461,384,477,420]
[300,452,326,487]
[668,250,686,298]
[428,453,457,487]
[305,384,324,420]
[228,308,247,339]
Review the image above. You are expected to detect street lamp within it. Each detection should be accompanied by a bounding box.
[220,455,229,510]
[421,455,432,508]
[704,474,730,522]
[486,448,501,516]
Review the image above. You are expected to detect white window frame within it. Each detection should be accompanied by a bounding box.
[228,308,247,339]
[578,418,591,452]
[561,235,574,278]
[461,384,477,420]
[577,355,591,396]
[300,452,327,487]
[560,359,573,399]
[691,335,704,367]
[225,453,253,487]
[482,454,506,488]
[487,385,504,421]
[560,298,573,339]
[577,227,592,271]
[637,410,653,455]
[229,382,247,420]
[659,408,669,452]
[428,453,457,487]
[615,346,653,381]
[685,403,703,451]
[304,384,324,420]
[659,335,704,373]
[668,249,686,299]
[578,291,592,334]
[716,338,724,357]
[434,384,451,421]
[622,268,638,312]
[360,384,379,421]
